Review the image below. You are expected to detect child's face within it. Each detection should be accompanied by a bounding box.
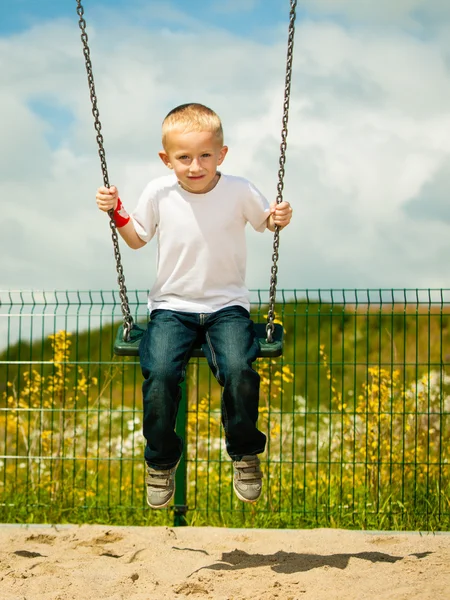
[159,130,228,194]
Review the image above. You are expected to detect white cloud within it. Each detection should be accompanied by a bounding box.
[2,4,450,310]
[299,0,450,24]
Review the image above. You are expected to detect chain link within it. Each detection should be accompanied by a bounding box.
[266,0,297,343]
[76,1,134,340]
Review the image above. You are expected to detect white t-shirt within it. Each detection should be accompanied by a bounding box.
[131,173,270,313]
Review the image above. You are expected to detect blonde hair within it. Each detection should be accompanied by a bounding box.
[161,103,224,149]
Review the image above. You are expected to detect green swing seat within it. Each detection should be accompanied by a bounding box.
[114,321,284,358]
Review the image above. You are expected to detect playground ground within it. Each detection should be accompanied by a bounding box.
[1,524,449,599]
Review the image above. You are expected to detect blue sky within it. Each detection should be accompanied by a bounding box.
[3,0,448,36]
[2,0,450,300]
[1,0,294,37]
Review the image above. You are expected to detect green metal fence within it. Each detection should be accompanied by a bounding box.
[1,289,449,530]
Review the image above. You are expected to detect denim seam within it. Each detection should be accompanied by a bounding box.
[205,331,221,384]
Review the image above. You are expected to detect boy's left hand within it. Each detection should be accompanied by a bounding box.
[269,201,293,228]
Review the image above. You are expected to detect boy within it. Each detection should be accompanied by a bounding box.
[96,103,293,508]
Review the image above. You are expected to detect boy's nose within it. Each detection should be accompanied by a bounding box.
[189,158,201,173]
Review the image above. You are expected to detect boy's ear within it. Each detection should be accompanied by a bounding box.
[217,145,228,166]
[159,151,173,169]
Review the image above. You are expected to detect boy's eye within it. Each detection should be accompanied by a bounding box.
[201,153,211,158]
[178,155,189,160]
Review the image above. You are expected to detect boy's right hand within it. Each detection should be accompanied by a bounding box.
[96,185,119,213]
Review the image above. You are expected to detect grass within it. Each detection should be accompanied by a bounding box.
[2,307,450,531]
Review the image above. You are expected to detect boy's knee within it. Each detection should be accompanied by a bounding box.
[142,358,181,385]
[226,360,258,383]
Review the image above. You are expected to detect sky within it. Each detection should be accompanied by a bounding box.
[2,0,450,300]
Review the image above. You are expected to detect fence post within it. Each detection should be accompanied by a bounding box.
[173,379,188,526]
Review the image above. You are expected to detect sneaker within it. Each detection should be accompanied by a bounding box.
[145,462,179,509]
[233,455,263,503]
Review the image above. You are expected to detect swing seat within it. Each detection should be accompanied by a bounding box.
[114,322,284,358]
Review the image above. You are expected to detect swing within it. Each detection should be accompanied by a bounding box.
[76,0,296,359]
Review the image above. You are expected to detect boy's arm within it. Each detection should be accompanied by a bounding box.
[114,219,146,249]
[96,186,146,249]
[267,200,293,232]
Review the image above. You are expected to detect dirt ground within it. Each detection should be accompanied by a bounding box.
[0,524,449,599]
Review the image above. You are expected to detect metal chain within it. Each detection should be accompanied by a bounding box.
[266,0,297,343]
[76,0,134,340]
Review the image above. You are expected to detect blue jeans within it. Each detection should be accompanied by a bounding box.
[139,305,266,469]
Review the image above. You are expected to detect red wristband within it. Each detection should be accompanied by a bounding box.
[113,198,131,228]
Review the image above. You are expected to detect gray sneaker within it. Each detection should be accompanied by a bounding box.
[146,462,179,509]
[233,455,263,503]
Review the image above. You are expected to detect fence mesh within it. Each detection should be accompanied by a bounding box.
[1,289,449,529]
